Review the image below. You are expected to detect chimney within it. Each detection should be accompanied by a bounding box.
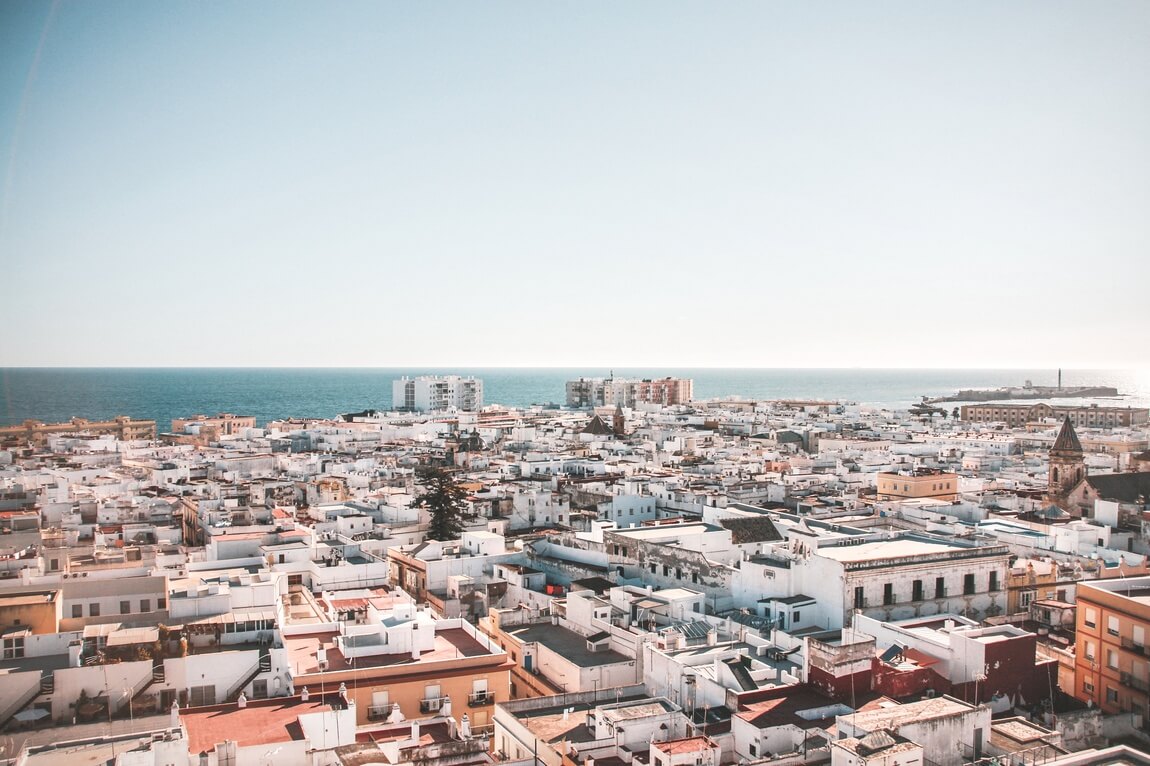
[411,719,421,743]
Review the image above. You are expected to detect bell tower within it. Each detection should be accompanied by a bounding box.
[1048,416,1085,504]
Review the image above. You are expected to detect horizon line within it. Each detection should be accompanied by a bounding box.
[1,364,1144,372]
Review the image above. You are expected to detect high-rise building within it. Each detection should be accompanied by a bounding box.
[392,376,484,412]
[565,376,692,408]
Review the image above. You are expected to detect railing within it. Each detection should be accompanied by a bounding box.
[368,704,393,721]
[471,724,495,738]
[1120,672,1150,693]
[468,691,493,707]
[420,697,444,713]
[1120,638,1149,657]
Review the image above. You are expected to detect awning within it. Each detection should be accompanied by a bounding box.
[107,627,159,647]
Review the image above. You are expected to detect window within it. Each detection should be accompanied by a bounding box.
[189,685,216,707]
[1085,641,1096,662]
[989,571,999,592]
[935,577,946,598]
[912,580,923,602]
[854,587,865,608]
[2,636,24,659]
[72,605,82,619]
[1106,688,1119,704]
[1108,616,1119,637]
[964,574,976,596]
[140,599,151,612]
[1021,591,1036,608]
[89,603,100,617]
[1083,680,1094,694]
[749,744,757,757]
[120,601,131,615]
[883,583,895,606]
[1108,650,1118,669]
[1085,607,1097,629]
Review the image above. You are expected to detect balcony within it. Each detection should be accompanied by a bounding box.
[1121,638,1149,657]
[368,704,393,721]
[468,691,493,707]
[1120,673,1150,693]
[419,697,444,713]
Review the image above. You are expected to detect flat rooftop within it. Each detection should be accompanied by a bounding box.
[181,696,333,754]
[738,689,858,731]
[816,538,984,563]
[286,627,492,673]
[0,590,57,606]
[611,523,720,540]
[507,623,630,668]
[516,695,653,745]
[846,696,976,732]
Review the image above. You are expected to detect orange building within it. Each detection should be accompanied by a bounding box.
[1074,577,1150,717]
[285,612,512,734]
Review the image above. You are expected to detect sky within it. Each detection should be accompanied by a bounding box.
[0,1,1147,369]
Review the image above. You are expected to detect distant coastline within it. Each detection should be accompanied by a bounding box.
[1,368,1146,431]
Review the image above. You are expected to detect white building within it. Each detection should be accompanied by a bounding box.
[393,376,484,413]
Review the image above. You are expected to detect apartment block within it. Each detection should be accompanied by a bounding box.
[1074,577,1150,717]
[393,376,484,412]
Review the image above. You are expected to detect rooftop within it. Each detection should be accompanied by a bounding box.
[180,695,333,755]
[506,623,631,668]
[844,695,977,732]
[815,537,993,564]
[286,627,493,674]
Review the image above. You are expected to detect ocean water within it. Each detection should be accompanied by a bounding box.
[0,368,1147,431]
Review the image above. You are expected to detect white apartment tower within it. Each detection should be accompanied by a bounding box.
[393,376,484,412]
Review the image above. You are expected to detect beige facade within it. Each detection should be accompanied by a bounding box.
[876,471,958,501]
[165,413,257,445]
[960,403,1148,428]
[0,416,156,447]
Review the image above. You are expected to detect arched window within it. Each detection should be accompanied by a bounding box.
[1052,468,1059,483]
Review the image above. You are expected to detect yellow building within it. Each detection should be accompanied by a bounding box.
[876,471,959,501]
[0,416,155,447]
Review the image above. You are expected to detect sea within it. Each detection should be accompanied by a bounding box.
[1,368,1147,431]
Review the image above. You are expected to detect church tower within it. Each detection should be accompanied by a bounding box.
[613,404,626,437]
[1048,416,1085,504]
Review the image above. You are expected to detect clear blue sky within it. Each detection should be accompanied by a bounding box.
[1,1,1147,368]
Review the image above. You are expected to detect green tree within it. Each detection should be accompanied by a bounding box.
[414,465,467,541]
